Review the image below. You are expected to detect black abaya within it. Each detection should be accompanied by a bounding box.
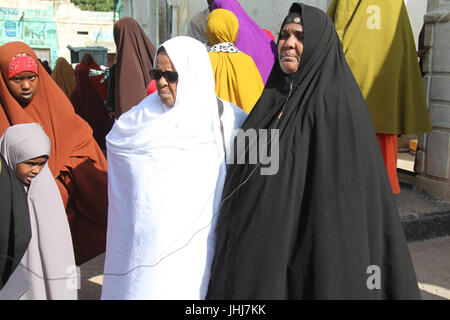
[0,155,31,290]
[206,3,420,300]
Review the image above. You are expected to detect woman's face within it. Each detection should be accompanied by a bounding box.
[15,155,48,185]
[154,51,178,108]
[278,22,304,74]
[7,71,39,106]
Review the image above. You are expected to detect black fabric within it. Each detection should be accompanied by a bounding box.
[206,3,420,299]
[283,11,302,26]
[0,155,31,290]
[105,64,116,113]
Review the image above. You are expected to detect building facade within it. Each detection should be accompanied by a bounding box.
[0,0,116,67]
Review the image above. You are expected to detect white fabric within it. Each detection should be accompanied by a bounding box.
[210,42,240,53]
[101,36,247,300]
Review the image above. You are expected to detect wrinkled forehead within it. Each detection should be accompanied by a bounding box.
[281,22,303,33]
[155,37,209,83]
[155,49,175,70]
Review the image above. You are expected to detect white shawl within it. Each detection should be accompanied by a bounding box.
[101,36,247,300]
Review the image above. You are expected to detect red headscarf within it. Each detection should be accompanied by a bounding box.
[146,79,157,96]
[0,42,108,265]
[262,28,276,42]
[8,53,38,78]
[76,52,109,102]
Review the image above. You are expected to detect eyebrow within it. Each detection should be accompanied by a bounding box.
[281,29,304,35]
[23,159,47,165]
[10,75,37,80]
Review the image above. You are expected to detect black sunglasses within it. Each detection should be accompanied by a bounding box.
[150,69,178,82]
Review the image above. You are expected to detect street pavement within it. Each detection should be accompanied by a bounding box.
[409,236,450,300]
[78,235,450,300]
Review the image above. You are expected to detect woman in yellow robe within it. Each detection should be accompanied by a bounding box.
[206,8,264,113]
[327,0,432,194]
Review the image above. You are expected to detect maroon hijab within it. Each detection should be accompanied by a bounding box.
[114,17,156,117]
[70,68,113,150]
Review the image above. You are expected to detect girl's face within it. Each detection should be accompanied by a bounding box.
[15,155,48,185]
[7,71,39,107]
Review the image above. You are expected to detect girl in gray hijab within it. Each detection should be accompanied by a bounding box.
[0,123,77,300]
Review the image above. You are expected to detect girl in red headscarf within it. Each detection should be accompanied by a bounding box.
[0,42,109,265]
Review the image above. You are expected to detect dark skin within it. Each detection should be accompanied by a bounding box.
[7,71,39,107]
[277,23,304,74]
[15,155,48,185]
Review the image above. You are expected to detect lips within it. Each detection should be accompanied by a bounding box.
[23,176,33,184]
[281,54,298,61]
[21,92,32,100]
[159,90,172,97]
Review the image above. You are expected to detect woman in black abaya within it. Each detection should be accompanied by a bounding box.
[206,3,420,299]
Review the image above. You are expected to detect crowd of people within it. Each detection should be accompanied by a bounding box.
[0,0,431,300]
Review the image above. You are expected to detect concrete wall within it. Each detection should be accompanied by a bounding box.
[0,1,59,66]
[121,0,161,46]
[54,1,115,63]
[404,0,428,46]
[170,0,333,40]
[415,0,450,200]
[138,0,425,44]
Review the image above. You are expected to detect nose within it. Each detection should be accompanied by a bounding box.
[156,76,168,88]
[31,165,41,175]
[285,34,296,49]
[21,80,31,90]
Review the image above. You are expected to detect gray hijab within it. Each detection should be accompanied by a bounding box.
[0,123,77,300]
[0,123,50,172]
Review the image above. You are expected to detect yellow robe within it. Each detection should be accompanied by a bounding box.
[207,8,263,113]
[328,0,432,134]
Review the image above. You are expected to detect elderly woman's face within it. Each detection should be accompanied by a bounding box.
[154,51,178,108]
[278,22,304,74]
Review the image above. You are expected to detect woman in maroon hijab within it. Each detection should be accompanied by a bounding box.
[77,53,108,102]
[111,17,156,118]
[70,68,113,151]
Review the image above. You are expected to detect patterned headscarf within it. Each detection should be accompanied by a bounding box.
[8,53,38,79]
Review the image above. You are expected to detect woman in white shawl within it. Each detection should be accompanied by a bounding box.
[101,36,247,300]
[0,123,77,300]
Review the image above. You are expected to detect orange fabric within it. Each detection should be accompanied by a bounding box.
[0,42,108,265]
[77,53,108,102]
[376,133,401,194]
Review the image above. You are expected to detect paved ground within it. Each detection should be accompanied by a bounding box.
[78,253,104,300]
[78,235,450,300]
[409,236,450,300]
